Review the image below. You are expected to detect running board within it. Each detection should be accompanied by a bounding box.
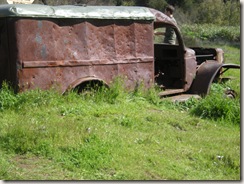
[158,89,201,102]
[158,89,185,97]
[166,94,201,102]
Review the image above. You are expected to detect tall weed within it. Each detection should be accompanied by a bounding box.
[189,84,240,125]
[15,88,62,109]
[0,82,17,111]
[79,77,128,104]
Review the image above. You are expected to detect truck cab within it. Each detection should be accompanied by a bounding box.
[150,8,239,98]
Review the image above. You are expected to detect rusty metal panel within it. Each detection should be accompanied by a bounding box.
[184,48,197,91]
[149,8,177,26]
[114,20,135,57]
[15,19,154,61]
[86,20,116,60]
[117,62,154,89]
[188,61,223,95]
[15,19,89,61]
[18,65,117,93]
[8,18,154,92]
[134,22,154,57]
[18,61,154,93]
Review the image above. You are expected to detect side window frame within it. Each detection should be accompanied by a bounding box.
[154,24,179,45]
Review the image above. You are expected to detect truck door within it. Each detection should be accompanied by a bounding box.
[154,24,185,94]
[154,24,197,95]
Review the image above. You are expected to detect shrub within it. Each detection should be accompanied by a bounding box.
[180,24,240,45]
[189,84,240,125]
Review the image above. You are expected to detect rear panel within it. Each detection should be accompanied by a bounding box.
[0,19,10,87]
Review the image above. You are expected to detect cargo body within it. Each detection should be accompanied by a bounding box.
[0,5,155,93]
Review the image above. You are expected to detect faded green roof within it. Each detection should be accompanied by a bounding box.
[0,4,155,20]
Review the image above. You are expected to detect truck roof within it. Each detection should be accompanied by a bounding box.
[0,4,155,20]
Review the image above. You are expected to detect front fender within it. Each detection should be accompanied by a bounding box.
[188,61,233,96]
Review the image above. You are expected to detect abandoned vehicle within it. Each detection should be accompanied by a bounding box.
[0,4,240,100]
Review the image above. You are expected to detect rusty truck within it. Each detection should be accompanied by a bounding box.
[0,4,240,100]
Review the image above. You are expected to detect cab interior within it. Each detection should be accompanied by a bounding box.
[153,24,185,93]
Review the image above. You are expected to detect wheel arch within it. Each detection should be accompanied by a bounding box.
[64,77,109,94]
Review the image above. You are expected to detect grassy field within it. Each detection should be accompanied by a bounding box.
[0,44,240,180]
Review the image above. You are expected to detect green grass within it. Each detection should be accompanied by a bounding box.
[181,24,240,44]
[0,42,240,180]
